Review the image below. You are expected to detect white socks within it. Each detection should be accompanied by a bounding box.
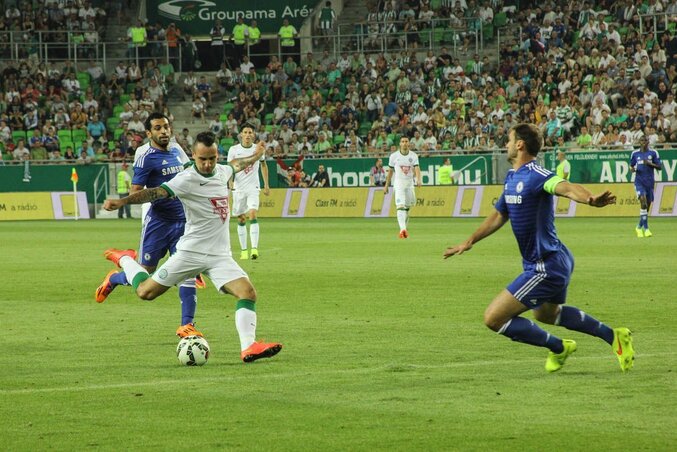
[250,222,260,248]
[237,223,248,250]
[235,307,257,351]
[119,255,148,285]
[397,209,407,230]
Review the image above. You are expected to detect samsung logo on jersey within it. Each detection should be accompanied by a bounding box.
[505,195,522,204]
[162,165,183,176]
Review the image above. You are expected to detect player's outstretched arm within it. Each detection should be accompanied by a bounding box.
[554,181,617,207]
[231,141,265,173]
[443,210,508,259]
[103,187,169,211]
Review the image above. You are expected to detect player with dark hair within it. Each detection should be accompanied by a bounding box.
[96,112,202,339]
[100,131,282,363]
[630,135,662,238]
[444,123,635,373]
[227,122,270,260]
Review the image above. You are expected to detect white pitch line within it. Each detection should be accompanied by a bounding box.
[1,352,671,396]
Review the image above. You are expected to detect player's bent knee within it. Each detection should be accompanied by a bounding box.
[483,309,504,332]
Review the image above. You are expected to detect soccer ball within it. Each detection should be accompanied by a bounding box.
[176,335,210,366]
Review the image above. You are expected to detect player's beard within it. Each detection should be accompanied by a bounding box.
[154,136,170,149]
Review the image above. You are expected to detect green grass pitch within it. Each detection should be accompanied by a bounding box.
[1,217,675,450]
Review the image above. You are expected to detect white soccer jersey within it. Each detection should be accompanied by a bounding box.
[161,164,234,256]
[227,143,264,192]
[388,150,419,188]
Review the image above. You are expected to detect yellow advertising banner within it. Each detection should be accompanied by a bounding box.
[0,192,54,220]
[255,184,676,218]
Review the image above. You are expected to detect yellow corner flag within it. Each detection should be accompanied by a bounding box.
[70,168,79,183]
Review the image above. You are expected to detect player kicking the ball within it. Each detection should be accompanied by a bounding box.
[100,131,282,363]
[444,123,634,373]
[384,136,421,239]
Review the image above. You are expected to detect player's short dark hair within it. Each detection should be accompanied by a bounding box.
[144,112,170,131]
[512,123,542,156]
[195,131,216,147]
[240,122,257,133]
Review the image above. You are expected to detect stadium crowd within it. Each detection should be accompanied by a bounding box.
[1,0,676,164]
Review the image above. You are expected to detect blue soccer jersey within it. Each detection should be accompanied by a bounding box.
[630,148,661,188]
[495,161,562,265]
[133,145,186,221]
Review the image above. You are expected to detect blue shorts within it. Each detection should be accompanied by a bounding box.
[138,214,186,267]
[634,183,654,204]
[507,246,574,309]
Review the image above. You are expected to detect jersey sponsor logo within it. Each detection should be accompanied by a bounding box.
[401,165,411,175]
[504,194,522,204]
[243,164,255,174]
[516,181,524,193]
[210,197,230,223]
[162,165,183,176]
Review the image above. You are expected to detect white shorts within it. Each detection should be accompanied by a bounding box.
[394,186,416,208]
[232,190,260,216]
[152,249,248,291]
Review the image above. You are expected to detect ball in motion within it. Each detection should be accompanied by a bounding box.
[176,335,210,366]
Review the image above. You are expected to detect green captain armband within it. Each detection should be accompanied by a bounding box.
[543,176,566,194]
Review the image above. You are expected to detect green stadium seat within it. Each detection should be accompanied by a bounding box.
[433,28,445,45]
[60,141,74,152]
[222,102,234,113]
[12,130,26,143]
[57,129,72,141]
[113,105,124,116]
[493,12,507,28]
[220,137,235,148]
[264,125,274,133]
[219,114,229,122]
[333,134,345,145]
[106,117,120,131]
[72,129,87,143]
[114,128,125,140]
[119,94,130,104]
[125,83,136,94]
[264,113,275,125]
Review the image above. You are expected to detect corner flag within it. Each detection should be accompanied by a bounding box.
[70,168,79,220]
[70,168,79,183]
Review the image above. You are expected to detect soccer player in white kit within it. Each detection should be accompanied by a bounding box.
[101,131,282,363]
[227,123,270,260]
[384,136,422,238]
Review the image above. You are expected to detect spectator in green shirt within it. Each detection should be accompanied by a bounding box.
[576,126,593,148]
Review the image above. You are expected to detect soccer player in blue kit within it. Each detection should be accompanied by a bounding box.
[630,135,662,238]
[96,113,202,338]
[444,123,635,373]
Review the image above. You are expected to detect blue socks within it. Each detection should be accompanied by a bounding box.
[639,209,648,228]
[109,271,129,287]
[557,306,614,345]
[499,317,564,353]
[179,284,197,325]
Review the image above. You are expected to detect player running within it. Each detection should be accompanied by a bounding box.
[100,132,282,363]
[384,136,421,239]
[444,123,634,373]
[227,123,270,260]
[630,135,662,238]
[95,113,202,338]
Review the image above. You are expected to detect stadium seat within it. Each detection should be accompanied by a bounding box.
[72,129,87,143]
[264,113,275,124]
[113,105,124,116]
[114,128,125,140]
[119,94,130,105]
[125,83,136,94]
[57,129,72,142]
[333,134,345,145]
[12,130,26,143]
[264,125,274,133]
[493,12,507,28]
[220,137,235,148]
[222,102,234,113]
[419,30,431,47]
[106,117,120,131]
[60,141,74,152]
[433,28,445,45]
[219,114,229,122]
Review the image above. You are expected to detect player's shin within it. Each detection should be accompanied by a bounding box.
[235,299,257,350]
[639,209,648,229]
[397,208,407,230]
[556,306,614,344]
[249,219,260,248]
[119,256,150,288]
[498,317,564,353]
[179,279,197,325]
[237,221,248,250]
